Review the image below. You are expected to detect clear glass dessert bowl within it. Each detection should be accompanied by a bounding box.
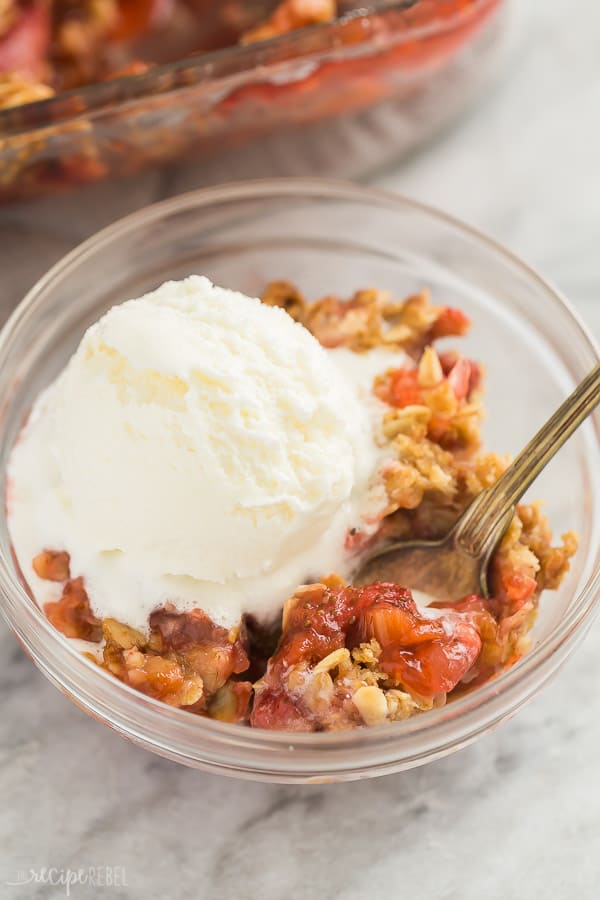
[0,179,598,783]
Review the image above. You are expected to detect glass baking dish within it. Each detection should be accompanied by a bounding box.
[0,0,510,202]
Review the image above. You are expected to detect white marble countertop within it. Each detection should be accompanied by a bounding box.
[1,1,599,898]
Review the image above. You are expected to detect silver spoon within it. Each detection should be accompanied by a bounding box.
[356,362,600,600]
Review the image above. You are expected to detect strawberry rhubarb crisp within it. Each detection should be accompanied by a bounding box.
[7,276,576,732]
[0,0,338,103]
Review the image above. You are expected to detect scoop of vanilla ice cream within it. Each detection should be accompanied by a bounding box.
[8,276,385,630]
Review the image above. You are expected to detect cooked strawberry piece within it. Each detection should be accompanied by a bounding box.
[111,0,172,41]
[150,606,227,650]
[446,357,473,402]
[379,620,482,696]
[274,587,345,671]
[467,361,483,394]
[250,686,313,732]
[349,586,482,697]
[429,306,471,340]
[254,581,482,728]
[44,576,102,642]
[274,582,411,672]
[0,4,50,81]
[121,648,204,707]
[438,350,460,375]
[33,549,70,582]
[125,651,185,697]
[437,352,481,400]
[380,368,422,408]
[149,606,249,694]
[498,572,538,608]
[376,352,480,412]
[353,600,448,648]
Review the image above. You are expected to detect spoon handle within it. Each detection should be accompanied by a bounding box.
[456,362,600,557]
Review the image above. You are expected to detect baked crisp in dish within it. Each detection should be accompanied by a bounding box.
[8,278,576,732]
[0,0,339,101]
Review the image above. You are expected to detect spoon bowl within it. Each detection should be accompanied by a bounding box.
[358,363,600,601]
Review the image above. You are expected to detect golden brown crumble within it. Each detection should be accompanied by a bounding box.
[241,0,337,44]
[0,73,54,110]
[260,281,470,356]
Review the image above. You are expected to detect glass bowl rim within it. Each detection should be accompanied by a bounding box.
[0,0,503,137]
[0,176,598,764]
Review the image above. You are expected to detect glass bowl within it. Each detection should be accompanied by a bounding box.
[0,0,512,202]
[0,179,598,783]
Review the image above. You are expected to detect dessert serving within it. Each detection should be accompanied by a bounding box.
[6,274,576,732]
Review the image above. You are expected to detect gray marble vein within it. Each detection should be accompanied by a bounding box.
[1,0,600,898]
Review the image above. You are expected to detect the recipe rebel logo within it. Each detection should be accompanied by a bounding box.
[5,865,127,895]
